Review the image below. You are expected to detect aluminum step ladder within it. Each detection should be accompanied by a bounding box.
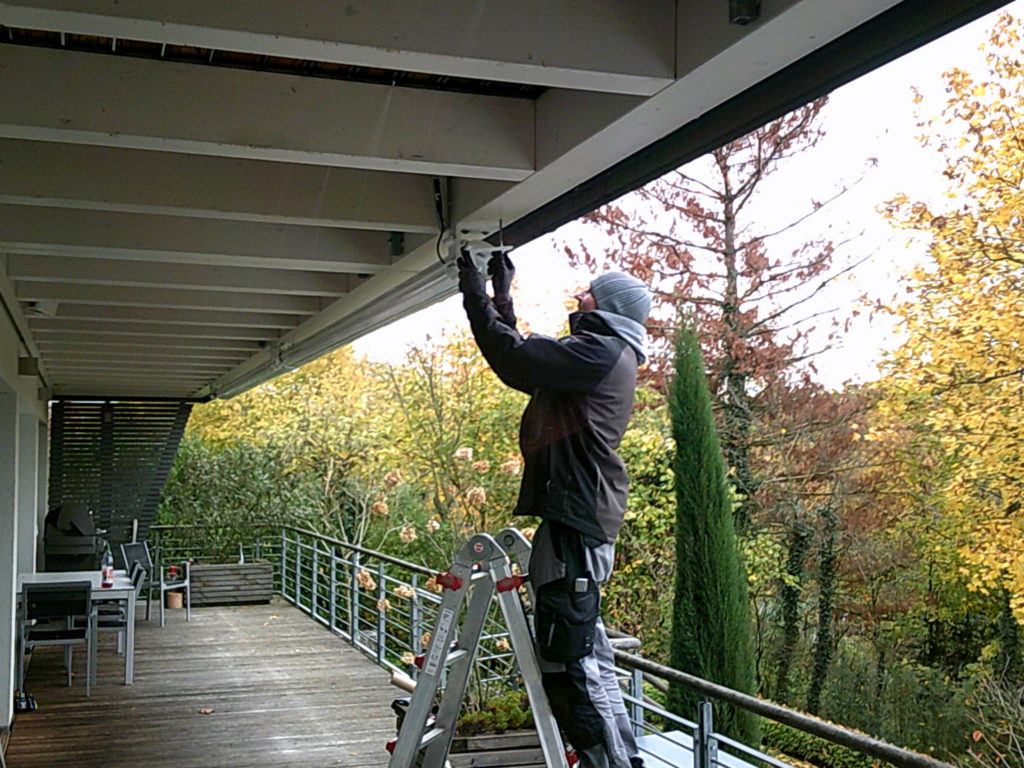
[387,528,570,768]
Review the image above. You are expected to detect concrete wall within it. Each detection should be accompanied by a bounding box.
[0,300,48,730]
[16,411,40,576]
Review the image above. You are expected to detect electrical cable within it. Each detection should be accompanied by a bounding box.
[432,177,448,264]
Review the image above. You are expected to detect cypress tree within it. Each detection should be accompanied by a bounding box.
[667,326,760,744]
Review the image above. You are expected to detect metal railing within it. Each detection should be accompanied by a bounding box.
[277,527,519,689]
[152,524,955,768]
[149,524,283,589]
[613,652,956,768]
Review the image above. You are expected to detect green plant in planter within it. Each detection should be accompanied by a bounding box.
[456,690,534,735]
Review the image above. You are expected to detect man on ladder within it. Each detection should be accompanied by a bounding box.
[457,246,652,768]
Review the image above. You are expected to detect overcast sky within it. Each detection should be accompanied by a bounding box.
[353,2,1017,389]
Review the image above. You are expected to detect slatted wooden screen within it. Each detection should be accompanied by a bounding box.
[48,399,193,550]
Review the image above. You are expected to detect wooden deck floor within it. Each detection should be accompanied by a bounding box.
[6,598,398,767]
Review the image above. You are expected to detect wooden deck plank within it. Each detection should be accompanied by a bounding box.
[6,598,398,767]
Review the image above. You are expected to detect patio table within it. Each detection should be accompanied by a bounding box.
[17,569,137,684]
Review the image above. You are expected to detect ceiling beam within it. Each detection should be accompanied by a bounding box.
[43,352,246,366]
[7,255,352,297]
[0,0,675,95]
[27,319,281,341]
[51,375,211,388]
[0,45,535,181]
[16,281,327,315]
[52,387,204,399]
[48,304,301,329]
[46,359,234,373]
[36,339,261,354]
[34,334,266,352]
[0,139,467,232]
[0,206,402,274]
[43,348,251,363]
[50,368,211,379]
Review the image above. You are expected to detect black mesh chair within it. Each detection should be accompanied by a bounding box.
[17,581,96,697]
[122,541,158,620]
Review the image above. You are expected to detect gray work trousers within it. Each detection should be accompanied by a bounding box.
[530,521,639,768]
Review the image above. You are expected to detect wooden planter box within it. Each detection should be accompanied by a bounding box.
[190,562,274,606]
[449,730,543,768]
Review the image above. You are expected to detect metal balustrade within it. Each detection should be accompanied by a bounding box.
[276,527,521,687]
[151,524,955,768]
[149,524,282,590]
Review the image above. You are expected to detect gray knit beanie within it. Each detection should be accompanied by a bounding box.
[589,272,651,324]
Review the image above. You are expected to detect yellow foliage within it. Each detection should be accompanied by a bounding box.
[878,12,1024,623]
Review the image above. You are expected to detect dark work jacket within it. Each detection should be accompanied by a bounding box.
[463,288,638,543]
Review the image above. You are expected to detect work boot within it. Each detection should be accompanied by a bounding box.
[630,758,647,768]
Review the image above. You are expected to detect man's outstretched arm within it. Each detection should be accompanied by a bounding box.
[458,254,615,394]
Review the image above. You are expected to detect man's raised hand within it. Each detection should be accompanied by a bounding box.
[488,253,515,298]
[457,252,486,296]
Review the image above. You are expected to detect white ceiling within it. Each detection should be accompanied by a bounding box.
[0,0,1005,399]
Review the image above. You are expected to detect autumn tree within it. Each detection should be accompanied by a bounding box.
[372,332,527,564]
[565,98,866,534]
[565,101,879,725]
[184,346,393,544]
[878,11,1024,624]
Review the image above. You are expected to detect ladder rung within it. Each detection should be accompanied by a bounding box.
[420,727,447,748]
[445,648,468,666]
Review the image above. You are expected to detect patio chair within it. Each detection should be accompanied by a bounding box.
[159,559,191,628]
[75,565,147,680]
[17,581,97,697]
[121,541,159,620]
[121,541,191,627]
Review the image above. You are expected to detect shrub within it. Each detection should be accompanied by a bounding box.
[763,721,877,768]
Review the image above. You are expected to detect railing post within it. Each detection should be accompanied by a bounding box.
[695,699,717,768]
[376,561,386,664]
[296,533,305,608]
[312,540,320,621]
[350,551,360,645]
[631,668,645,737]
[329,545,337,633]
[280,529,289,599]
[410,574,421,681]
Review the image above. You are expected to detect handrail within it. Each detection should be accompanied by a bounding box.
[283,526,436,577]
[612,651,955,768]
[149,524,280,531]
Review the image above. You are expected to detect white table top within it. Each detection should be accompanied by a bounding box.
[17,569,134,596]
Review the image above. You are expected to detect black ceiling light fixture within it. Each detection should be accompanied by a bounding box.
[729,0,760,25]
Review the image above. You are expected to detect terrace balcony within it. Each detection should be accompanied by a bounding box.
[4,527,953,768]
[7,599,395,768]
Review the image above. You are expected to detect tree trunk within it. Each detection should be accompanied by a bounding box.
[996,588,1023,686]
[773,519,811,704]
[806,504,837,715]
[715,151,758,533]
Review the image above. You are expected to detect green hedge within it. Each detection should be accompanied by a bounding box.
[763,721,878,768]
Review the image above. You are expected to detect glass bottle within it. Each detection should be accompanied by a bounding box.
[101,543,115,588]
